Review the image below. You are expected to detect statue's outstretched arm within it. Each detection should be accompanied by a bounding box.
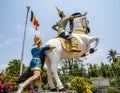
[70,12,87,20]
[52,22,58,31]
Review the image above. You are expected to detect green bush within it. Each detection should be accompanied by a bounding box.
[106,87,120,93]
[109,78,116,86]
[116,78,120,86]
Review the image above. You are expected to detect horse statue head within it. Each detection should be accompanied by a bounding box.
[69,12,90,35]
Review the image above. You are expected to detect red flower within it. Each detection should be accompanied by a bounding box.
[0,76,4,80]
[30,85,35,93]
[8,82,13,87]
[13,74,16,77]
[0,84,4,93]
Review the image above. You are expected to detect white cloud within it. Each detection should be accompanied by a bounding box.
[0,38,21,48]
[0,63,8,72]
[17,24,24,31]
[17,24,40,36]
[27,26,40,36]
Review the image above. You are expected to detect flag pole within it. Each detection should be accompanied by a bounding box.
[20,6,30,75]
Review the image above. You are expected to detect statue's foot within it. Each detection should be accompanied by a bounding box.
[16,84,23,93]
[81,53,86,57]
[59,88,66,92]
[50,88,57,91]
[71,47,81,52]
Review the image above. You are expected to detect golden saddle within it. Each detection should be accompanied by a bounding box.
[58,37,80,52]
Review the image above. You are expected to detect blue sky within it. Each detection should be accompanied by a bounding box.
[0,0,120,71]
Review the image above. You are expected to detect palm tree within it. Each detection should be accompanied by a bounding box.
[59,58,83,76]
[107,49,118,62]
[99,62,111,77]
[88,64,98,77]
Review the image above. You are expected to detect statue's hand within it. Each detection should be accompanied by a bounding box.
[50,46,56,51]
[46,44,56,51]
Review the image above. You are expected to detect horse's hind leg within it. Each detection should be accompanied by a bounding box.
[45,56,56,90]
[50,58,64,90]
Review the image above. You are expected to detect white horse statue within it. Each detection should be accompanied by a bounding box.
[43,12,99,91]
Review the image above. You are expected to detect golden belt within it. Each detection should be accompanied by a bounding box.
[32,58,41,61]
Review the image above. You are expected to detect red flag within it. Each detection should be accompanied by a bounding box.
[31,11,40,30]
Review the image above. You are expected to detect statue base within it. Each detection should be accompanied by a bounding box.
[37,90,77,93]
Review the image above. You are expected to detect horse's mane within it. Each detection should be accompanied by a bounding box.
[69,12,81,33]
[69,12,90,34]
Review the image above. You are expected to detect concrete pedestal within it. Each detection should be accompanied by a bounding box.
[39,90,77,93]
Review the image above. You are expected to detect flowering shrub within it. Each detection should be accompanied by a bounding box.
[0,71,20,92]
[0,74,18,93]
[0,82,14,93]
[0,59,26,92]
[71,76,97,93]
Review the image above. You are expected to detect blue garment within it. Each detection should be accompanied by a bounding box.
[30,45,50,70]
[59,31,72,39]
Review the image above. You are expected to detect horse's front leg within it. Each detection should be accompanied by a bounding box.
[38,82,43,92]
[88,36,99,53]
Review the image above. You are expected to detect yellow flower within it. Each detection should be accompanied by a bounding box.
[86,89,92,93]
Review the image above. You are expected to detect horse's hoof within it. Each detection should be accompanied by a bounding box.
[50,88,57,91]
[59,88,66,92]
[89,48,94,54]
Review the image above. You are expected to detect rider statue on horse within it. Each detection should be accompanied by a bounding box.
[52,7,87,52]
[44,7,99,91]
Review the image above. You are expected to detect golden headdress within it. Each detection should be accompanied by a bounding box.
[33,35,42,46]
[55,6,63,15]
